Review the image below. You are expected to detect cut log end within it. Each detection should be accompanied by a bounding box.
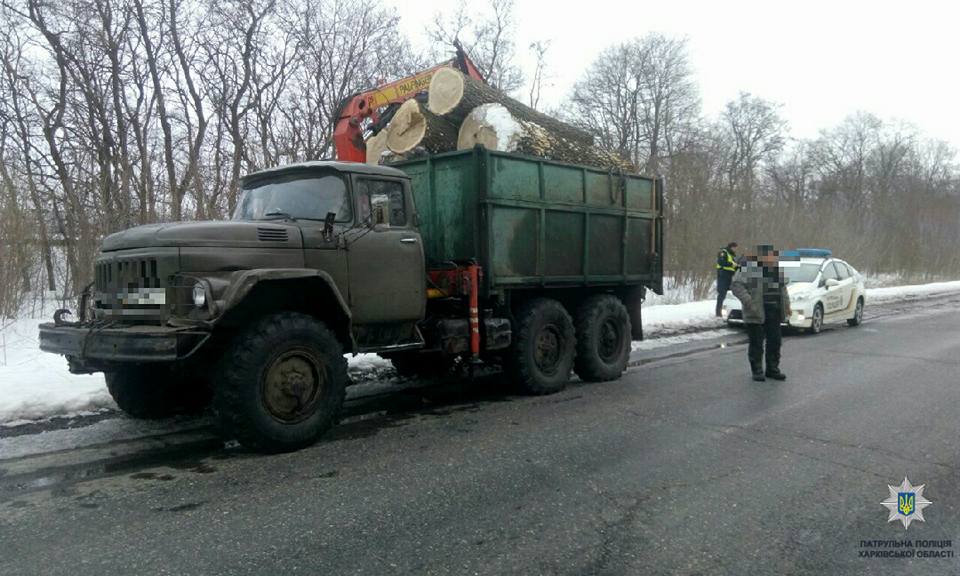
[426,67,465,116]
[386,99,428,154]
[365,130,390,165]
[457,103,523,152]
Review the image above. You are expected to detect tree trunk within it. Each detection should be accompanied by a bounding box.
[385,99,459,154]
[458,104,635,171]
[429,68,594,146]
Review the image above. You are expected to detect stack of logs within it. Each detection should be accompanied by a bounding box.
[366,68,634,171]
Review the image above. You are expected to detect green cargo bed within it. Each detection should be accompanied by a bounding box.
[393,147,663,295]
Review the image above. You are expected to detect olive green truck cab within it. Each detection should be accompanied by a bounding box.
[39,147,664,452]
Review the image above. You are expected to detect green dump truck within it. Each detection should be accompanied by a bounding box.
[40,147,664,451]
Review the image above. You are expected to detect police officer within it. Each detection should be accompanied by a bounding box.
[715,242,738,317]
[731,245,791,381]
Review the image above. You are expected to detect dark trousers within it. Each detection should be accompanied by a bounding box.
[716,271,734,315]
[746,307,782,374]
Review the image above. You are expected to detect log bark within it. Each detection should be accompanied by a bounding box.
[385,99,459,154]
[458,104,635,172]
[429,68,594,146]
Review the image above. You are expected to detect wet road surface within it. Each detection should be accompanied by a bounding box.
[2,297,959,575]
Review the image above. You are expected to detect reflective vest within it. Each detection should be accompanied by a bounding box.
[716,248,737,272]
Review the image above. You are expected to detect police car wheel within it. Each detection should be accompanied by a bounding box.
[847,298,864,327]
[808,303,824,334]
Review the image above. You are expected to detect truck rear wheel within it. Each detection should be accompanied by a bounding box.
[506,298,576,395]
[574,294,632,382]
[105,365,210,419]
[213,312,347,453]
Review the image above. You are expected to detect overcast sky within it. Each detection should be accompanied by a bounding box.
[384,0,959,147]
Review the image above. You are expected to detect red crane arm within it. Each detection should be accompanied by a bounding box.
[333,45,485,162]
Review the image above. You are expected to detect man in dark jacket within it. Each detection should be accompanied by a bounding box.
[715,242,738,317]
[731,245,791,381]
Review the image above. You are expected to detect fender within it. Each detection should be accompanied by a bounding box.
[216,268,355,350]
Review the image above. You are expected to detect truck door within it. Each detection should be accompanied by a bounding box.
[298,174,350,298]
[346,176,426,346]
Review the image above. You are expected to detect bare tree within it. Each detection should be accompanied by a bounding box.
[569,34,700,173]
[719,92,787,212]
[429,0,523,93]
[527,40,549,110]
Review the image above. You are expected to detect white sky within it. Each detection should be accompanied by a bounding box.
[384,0,960,146]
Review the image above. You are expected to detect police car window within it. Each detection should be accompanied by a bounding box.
[782,263,820,283]
[823,263,840,280]
[834,262,850,280]
[356,179,406,226]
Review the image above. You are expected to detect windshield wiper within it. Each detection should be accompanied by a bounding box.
[262,211,296,221]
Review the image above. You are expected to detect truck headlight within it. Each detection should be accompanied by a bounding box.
[192,282,207,308]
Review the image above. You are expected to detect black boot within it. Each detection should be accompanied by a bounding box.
[765,368,786,381]
[752,372,766,382]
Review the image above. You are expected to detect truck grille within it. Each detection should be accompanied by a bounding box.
[93,256,167,322]
[95,258,162,291]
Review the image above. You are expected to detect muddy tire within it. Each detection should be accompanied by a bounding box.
[505,298,575,395]
[213,312,347,453]
[574,294,632,382]
[105,365,209,419]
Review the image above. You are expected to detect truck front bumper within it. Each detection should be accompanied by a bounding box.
[39,323,211,372]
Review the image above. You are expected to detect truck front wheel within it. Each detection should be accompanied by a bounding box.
[506,298,576,395]
[213,312,347,453]
[574,295,632,382]
[105,365,209,419]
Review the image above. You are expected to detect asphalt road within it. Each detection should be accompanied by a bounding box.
[2,300,960,576]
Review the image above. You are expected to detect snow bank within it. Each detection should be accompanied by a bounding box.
[642,299,720,336]
[3,277,959,425]
[0,320,395,426]
[865,280,960,303]
[0,317,115,425]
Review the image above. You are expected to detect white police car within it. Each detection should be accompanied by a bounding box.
[723,249,866,334]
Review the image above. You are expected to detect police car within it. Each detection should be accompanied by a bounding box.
[723,249,866,334]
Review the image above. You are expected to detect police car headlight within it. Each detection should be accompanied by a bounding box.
[192,282,207,308]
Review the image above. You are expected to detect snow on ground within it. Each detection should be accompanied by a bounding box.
[865,280,960,303]
[0,317,115,425]
[2,278,960,426]
[643,299,720,336]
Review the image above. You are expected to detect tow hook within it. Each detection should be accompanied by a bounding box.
[53,308,80,327]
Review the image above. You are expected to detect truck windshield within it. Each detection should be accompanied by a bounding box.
[781,262,822,283]
[233,173,352,222]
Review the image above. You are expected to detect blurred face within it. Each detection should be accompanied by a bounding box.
[759,250,779,266]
